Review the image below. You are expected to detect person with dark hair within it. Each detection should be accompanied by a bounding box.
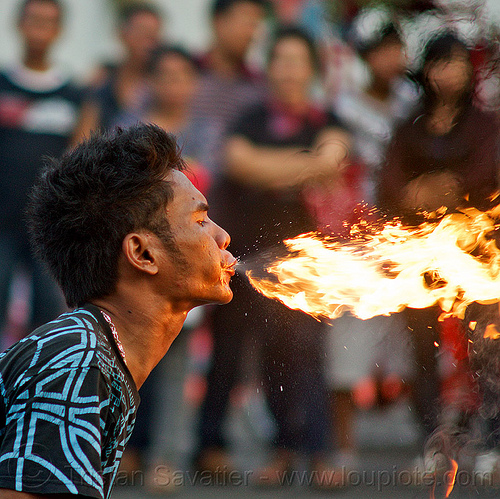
[148,45,200,77]
[17,0,64,24]
[379,30,500,476]
[0,0,84,344]
[380,31,499,213]
[211,0,268,19]
[197,25,351,484]
[73,1,163,140]
[118,1,161,27]
[144,45,213,173]
[0,123,236,498]
[189,0,267,174]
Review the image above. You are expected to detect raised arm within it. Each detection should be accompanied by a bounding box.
[225,127,351,190]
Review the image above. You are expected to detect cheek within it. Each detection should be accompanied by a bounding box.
[203,245,222,278]
[183,237,219,277]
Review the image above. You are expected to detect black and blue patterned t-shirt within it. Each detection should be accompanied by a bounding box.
[0,304,139,498]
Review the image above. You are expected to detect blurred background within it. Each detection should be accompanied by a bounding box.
[0,0,210,77]
[0,0,499,80]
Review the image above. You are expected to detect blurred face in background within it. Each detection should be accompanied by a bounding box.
[213,1,265,62]
[424,46,473,101]
[151,52,199,110]
[18,0,61,56]
[364,36,405,85]
[120,11,162,65]
[268,36,316,104]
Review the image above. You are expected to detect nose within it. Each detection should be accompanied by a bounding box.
[214,222,231,251]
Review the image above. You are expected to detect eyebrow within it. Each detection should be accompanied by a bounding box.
[195,202,209,213]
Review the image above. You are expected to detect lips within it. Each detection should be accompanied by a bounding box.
[222,254,237,276]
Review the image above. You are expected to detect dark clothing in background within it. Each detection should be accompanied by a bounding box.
[0,234,62,345]
[379,102,500,440]
[199,273,328,454]
[0,67,84,333]
[213,101,341,257]
[379,103,499,213]
[91,65,150,132]
[190,54,265,175]
[404,305,442,439]
[0,69,84,239]
[199,101,340,455]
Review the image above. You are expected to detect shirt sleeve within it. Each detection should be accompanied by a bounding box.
[0,366,107,498]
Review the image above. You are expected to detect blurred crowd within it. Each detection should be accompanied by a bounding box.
[2,0,500,492]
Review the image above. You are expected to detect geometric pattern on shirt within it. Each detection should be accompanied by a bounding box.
[0,307,138,499]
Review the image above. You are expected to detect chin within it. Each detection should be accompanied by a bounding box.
[209,286,234,305]
[217,289,234,305]
[191,286,234,307]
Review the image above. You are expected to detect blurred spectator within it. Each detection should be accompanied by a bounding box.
[379,31,500,474]
[73,2,162,140]
[325,313,413,473]
[335,6,418,205]
[189,0,268,174]
[145,46,201,132]
[324,7,417,474]
[192,0,268,473]
[380,31,499,213]
[197,26,351,486]
[143,45,217,185]
[0,0,84,342]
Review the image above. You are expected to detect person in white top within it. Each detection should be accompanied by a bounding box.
[326,6,418,473]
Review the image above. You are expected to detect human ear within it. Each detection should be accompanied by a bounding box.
[122,232,159,275]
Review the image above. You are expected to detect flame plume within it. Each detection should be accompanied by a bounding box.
[247,206,500,321]
[444,459,458,498]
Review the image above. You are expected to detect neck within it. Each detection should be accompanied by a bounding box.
[367,79,391,102]
[208,46,244,78]
[91,294,188,388]
[148,106,188,133]
[23,51,50,71]
[275,90,309,112]
[121,57,147,77]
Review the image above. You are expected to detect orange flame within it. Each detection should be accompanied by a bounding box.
[484,323,500,339]
[247,206,500,321]
[429,458,458,499]
[445,459,458,498]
